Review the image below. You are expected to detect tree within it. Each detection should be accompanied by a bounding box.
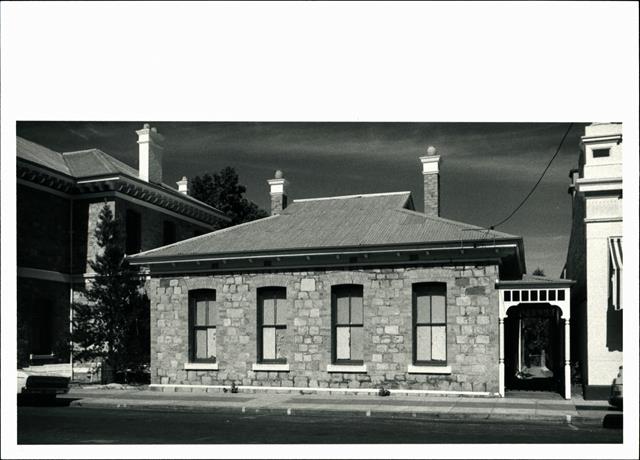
[532,267,546,276]
[72,202,149,383]
[190,167,268,227]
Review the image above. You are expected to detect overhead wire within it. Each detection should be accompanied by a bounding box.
[490,123,574,230]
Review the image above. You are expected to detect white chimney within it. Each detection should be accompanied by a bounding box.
[136,123,165,184]
[419,146,441,217]
[176,176,189,195]
[267,170,288,215]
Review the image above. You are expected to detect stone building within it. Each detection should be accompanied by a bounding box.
[17,125,228,378]
[563,122,623,399]
[130,149,575,398]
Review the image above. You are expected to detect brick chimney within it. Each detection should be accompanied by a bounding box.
[419,146,441,216]
[136,123,164,184]
[267,170,288,215]
[176,176,189,195]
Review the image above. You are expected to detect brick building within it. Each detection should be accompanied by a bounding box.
[563,122,623,399]
[17,125,228,378]
[130,148,575,398]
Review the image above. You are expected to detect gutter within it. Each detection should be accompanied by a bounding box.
[128,241,521,266]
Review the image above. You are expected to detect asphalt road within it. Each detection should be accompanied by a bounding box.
[17,405,622,444]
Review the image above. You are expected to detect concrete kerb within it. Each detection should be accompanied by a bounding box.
[65,397,594,426]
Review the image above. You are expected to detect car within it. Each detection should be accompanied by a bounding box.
[608,365,623,409]
[17,368,70,399]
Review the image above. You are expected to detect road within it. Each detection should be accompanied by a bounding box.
[18,405,622,444]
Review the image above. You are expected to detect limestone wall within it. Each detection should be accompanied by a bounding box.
[149,264,500,392]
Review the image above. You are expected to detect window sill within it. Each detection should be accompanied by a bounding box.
[184,362,219,371]
[30,353,56,360]
[327,364,367,373]
[407,364,452,374]
[252,363,290,372]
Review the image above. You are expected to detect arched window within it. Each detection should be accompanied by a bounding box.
[413,283,447,365]
[257,287,287,363]
[189,289,217,363]
[331,284,364,364]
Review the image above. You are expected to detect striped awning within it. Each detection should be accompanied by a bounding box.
[608,237,623,310]
[608,237,623,270]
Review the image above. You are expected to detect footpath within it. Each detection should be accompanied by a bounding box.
[59,385,622,427]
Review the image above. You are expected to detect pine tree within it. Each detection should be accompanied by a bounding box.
[72,201,149,383]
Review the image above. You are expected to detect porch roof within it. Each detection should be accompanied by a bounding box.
[496,274,574,289]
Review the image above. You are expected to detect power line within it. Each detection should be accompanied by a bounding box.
[490,123,574,230]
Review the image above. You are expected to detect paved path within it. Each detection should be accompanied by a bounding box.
[51,386,621,425]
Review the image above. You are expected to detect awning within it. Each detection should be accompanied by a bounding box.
[608,237,623,310]
[608,237,623,270]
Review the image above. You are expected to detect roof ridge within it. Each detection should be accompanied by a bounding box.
[129,214,280,258]
[97,149,139,174]
[293,191,411,203]
[62,148,98,155]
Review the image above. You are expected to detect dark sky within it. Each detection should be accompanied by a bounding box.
[17,122,587,277]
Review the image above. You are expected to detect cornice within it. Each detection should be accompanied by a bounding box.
[17,159,226,226]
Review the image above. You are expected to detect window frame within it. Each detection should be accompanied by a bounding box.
[30,299,53,356]
[188,289,217,364]
[331,284,364,365]
[125,209,142,254]
[257,287,287,364]
[412,282,448,366]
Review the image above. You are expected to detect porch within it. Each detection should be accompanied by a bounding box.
[496,276,575,399]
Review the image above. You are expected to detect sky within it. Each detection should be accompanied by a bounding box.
[17,122,588,277]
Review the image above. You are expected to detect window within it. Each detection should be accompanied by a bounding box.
[592,148,610,158]
[189,290,217,363]
[163,221,176,245]
[332,285,364,364]
[30,300,53,356]
[608,237,623,310]
[258,287,287,363]
[413,283,447,365]
[125,209,142,254]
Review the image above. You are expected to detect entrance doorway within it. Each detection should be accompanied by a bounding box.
[505,304,563,394]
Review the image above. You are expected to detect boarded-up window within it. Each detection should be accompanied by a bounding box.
[258,287,287,363]
[189,290,217,362]
[332,285,364,364]
[413,283,447,364]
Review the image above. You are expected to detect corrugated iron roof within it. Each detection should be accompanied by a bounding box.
[63,148,139,178]
[496,274,575,288]
[17,136,226,217]
[131,192,520,260]
[17,137,71,175]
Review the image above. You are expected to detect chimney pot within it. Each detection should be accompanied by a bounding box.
[177,176,189,195]
[267,170,288,215]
